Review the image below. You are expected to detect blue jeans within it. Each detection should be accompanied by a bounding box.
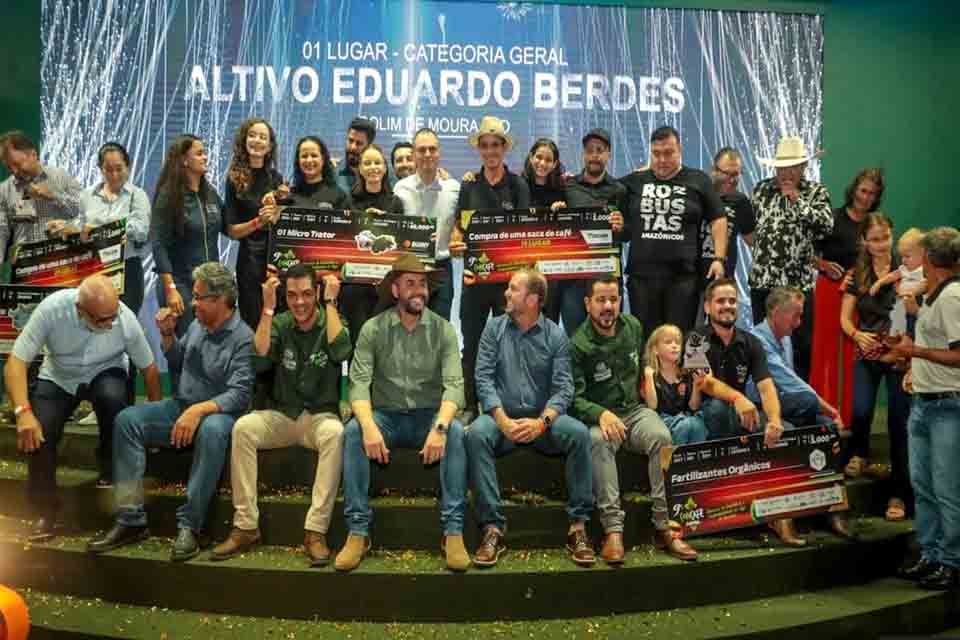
[114,398,235,531]
[851,358,911,502]
[342,409,466,536]
[908,396,960,568]
[467,413,593,532]
[660,412,708,445]
[703,397,795,440]
[28,368,128,513]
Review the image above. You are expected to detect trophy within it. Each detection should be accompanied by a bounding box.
[682,331,711,371]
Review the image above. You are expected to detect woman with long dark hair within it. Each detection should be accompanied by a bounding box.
[811,168,884,427]
[224,118,284,329]
[151,134,225,337]
[839,212,912,521]
[285,136,350,209]
[520,138,568,323]
[522,138,567,208]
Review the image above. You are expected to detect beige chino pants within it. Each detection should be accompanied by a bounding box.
[231,410,343,533]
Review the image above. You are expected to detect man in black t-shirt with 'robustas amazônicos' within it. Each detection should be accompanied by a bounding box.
[614,126,727,336]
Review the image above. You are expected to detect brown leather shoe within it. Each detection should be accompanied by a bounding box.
[654,528,698,561]
[210,527,261,561]
[334,534,371,572]
[829,513,855,539]
[600,532,625,565]
[304,530,331,567]
[566,529,596,567]
[473,528,506,568]
[769,518,807,547]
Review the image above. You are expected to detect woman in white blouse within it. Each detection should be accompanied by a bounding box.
[75,142,151,314]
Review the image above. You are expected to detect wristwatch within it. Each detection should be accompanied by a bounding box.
[540,414,553,430]
[433,422,449,434]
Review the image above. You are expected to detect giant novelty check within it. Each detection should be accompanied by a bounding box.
[460,206,619,284]
[662,425,847,537]
[0,219,127,354]
[271,208,435,282]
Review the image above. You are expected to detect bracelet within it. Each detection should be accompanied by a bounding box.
[539,418,546,434]
[262,308,275,316]
[167,283,177,291]
[713,257,725,262]
[324,299,338,307]
[160,331,175,338]
[252,217,261,230]
[14,404,31,417]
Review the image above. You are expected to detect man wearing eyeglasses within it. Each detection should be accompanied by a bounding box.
[4,274,162,542]
[88,262,254,562]
[702,147,755,284]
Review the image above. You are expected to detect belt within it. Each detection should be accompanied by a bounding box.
[917,391,960,401]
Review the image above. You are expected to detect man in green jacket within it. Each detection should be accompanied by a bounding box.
[211,263,351,567]
[570,275,698,563]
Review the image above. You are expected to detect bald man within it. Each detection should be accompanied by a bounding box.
[4,274,162,541]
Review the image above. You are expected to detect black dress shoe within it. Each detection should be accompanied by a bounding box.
[898,557,941,581]
[919,565,960,590]
[172,528,199,562]
[28,517,56,543]
[88,524,149,554]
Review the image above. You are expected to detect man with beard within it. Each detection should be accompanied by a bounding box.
[556,128,627,336]
[210,263,350,567]
[570,275,698,562]
[394,128,461,320]
[467,269,594,567]
[89,262,254,560]
[689,278,804,546]
[7,274,162,541]
[391,142,416,180]
[452,116,531,421]
[614,126,727,334]
[701,148,755,292]
[335,117,378,193]
[335,253,469,572]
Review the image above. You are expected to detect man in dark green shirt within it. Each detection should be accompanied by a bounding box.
[211,263,351,567]
[571,275,698,563]
[336,253,469,573]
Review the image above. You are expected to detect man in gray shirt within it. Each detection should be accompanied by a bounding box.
[88,262,254,561]
[5,275,162,541]
[393,127,461,320]
[0,130,81,265]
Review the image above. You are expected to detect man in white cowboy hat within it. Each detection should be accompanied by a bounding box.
[749,135,833,383]
[335,252,470,573]
[451,115,531,422]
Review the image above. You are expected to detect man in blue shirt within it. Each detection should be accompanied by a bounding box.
[335,117,377,194]
[748,286,843,428]
[88,262,254,561]
[6,275,162,541]
[466,268,594,568]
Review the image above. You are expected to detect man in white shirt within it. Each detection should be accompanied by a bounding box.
[393,128,461,320]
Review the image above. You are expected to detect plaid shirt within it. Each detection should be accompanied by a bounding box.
[748,177,833,292]
[0,165,82,264]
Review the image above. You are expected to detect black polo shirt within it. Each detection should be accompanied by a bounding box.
[689,322,771,393]
[456,166,531,213]
[565,172,627,210]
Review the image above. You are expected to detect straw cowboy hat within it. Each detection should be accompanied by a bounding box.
[468,116,514,150]
[759,136,824,168]
[376,253,436,307]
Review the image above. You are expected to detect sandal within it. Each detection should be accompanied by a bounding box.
[844,456,867,478]
[885,497,907,522]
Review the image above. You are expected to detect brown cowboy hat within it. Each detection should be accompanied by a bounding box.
[376,253,436,307]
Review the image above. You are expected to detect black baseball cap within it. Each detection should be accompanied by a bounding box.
[582,128,611,149]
